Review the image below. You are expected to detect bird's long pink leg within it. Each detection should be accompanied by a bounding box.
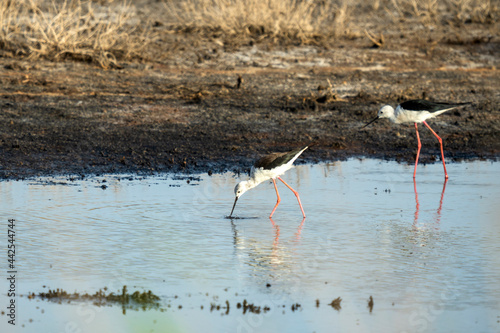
[277,176,306,218]
[423,121,448,179]
[269,179,281,218]
[414,123,422,179]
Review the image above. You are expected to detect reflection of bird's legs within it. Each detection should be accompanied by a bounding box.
[435,179,448,224]
[277,176,306,218]
[269,179,281,218]
[295,217,306,240]
[413,123,422,179]
[413,179,420,226]
[269,217,280,247]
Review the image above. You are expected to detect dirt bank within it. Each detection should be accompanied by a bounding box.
[0,14,498,179]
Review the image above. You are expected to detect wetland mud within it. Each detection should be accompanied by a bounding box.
[0,2,498,180]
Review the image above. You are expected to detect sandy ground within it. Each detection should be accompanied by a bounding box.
[0,5,499,179]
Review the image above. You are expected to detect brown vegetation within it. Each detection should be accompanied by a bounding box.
[0,0,153,68]
[1,0,498,68]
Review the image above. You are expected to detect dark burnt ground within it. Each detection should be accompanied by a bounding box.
[0,33,499,179]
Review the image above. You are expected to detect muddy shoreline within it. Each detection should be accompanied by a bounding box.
[0,34,499,180]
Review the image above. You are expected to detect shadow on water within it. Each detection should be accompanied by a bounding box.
[224,215,259,219]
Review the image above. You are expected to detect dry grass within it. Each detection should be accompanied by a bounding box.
[0,0,154,68]
[388,0,499,25]
[164,0,353,45]
[162,0,498,45]
[0,0,497,67]
[447,0,499,24]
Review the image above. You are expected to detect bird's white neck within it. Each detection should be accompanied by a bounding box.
[241,178,261,192]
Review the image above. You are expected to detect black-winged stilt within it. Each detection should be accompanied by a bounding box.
[229,146,308,218]
[361,99,471,179]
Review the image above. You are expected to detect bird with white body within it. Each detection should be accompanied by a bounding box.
[361,99,471,179]
[229,146,308,218]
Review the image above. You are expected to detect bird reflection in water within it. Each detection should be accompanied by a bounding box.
[413,179,448,228]
[229,217,306,279]
[268,218,305,268]
[269,217,305,245]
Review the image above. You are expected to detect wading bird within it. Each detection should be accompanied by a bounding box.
[361,99,470,179]
[229,146,308,218]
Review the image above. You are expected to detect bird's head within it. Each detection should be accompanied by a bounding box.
[229,181,252,217]
[360,105,395,129]
[234,180,250,199]
[377,105,395,119]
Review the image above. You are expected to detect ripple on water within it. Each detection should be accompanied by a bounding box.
[3,159,500,332]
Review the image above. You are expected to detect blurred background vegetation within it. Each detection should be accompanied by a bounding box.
[0,0,498,68]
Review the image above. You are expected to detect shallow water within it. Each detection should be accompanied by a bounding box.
[1,159,500,333]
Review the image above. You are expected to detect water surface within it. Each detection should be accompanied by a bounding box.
[1,159,499,332]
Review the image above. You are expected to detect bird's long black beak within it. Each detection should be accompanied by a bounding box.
[360,116,380,130]
[229,197,238,217]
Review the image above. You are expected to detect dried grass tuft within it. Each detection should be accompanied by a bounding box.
[0,0,154,68]
[447,0,499,24]
[388,0,499,25]
[1,0,497,67]
[164,0,352,45]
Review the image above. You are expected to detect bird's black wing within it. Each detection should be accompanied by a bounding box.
[401,100,471,112]
[254,147,307,170]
